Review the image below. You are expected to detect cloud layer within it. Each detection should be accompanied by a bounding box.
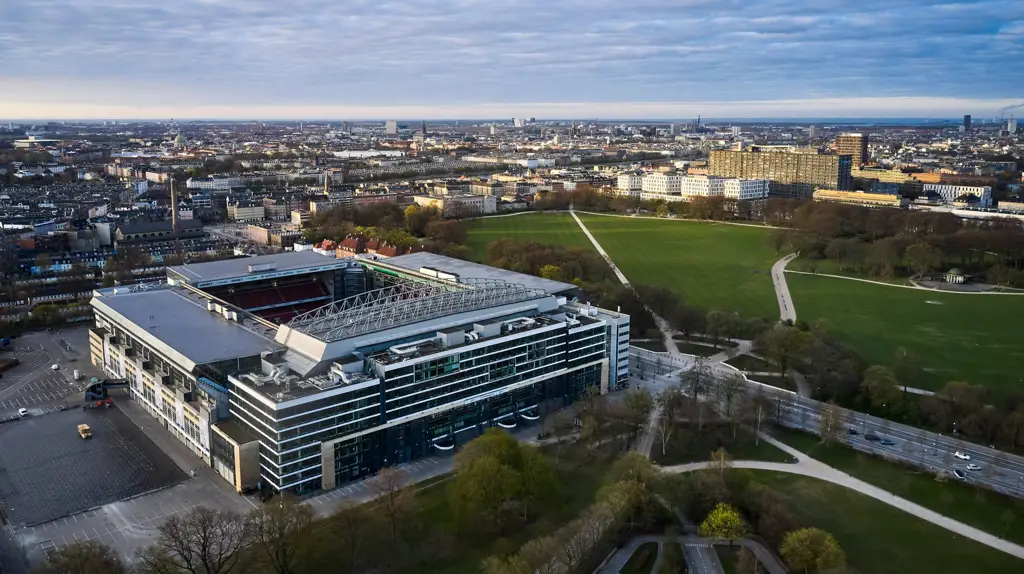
[2,0,1022,118]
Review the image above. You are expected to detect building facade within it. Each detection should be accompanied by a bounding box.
[812,189,907,208]
[836,133,869,167]
[640,173,682,194]
[89,253,629,495]
[709,149,852,198]
[922,184,993,207]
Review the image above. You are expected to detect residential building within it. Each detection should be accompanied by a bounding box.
[709,149,853,198]
[998,201,1024,213]
[616,174,643,196]
[291,210,311,227]
[187,176,243,192]
[640,173,682,194]
[722,179,770,200]
[90,252,629,494]
[922,184,993,207]
[227,201,266,222]
[413,194,497,216]
[836,133,869,167]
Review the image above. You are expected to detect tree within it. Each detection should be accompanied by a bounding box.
[737,546,765,574]
[368,466,416,541]
[137,507,249,574]
[709,447,732,478]
[705,310,738,348]
[519,447,560,521]
[659,537,687,573]
[719,373,747,437]
[331,501,371,574]
[756,326,812,377]
[779,528,846,573]
[656,386,686,457]
[860,365,901,412]
[905,241,942,277]
[480,554,530,574]
[246,497,315,574]
[891,347,924,390]
[623,387,654,445]
[819,402,843,445]
[539,264,561,280]
[745,393,774,445]
[672,305,705,339]
[36,541,125,574]
[35,252,52,271]
[699,502,749,546]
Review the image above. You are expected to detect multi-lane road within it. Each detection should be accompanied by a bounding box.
[630,349,1024,499]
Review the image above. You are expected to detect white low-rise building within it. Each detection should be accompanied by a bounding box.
[922,184,993,208]
[723,178,769,200]
[187,176,243,191]
[641,173,682,194]
[616,174,644,196]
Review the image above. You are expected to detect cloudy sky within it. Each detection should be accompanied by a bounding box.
[2,0,1022,119]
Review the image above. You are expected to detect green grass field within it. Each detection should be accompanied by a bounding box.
[749,470,1024,574]
[463,213,592,261]
[771,426,1024,547]
[786,273,1024,391]
[578,215,780,318]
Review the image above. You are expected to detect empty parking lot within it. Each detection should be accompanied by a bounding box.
[0,406,186,526]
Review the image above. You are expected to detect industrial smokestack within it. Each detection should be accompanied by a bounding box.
[324,170,329,195]
[170,178,178,237]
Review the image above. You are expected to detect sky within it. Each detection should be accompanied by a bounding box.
[1,0,1023,120]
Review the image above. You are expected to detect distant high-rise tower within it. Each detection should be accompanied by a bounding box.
[836,133,869,167]
[385,120,398,135]
[421,120,427,136]
[489,125,496,136]
[964,114,972,131]
[731,126,741,137]
[1007,116,1017,135]
[808,125,817,139]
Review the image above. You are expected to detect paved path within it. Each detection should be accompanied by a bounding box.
[771,254,798,322]
[786,269,1024,295]
[660,434,1024,562]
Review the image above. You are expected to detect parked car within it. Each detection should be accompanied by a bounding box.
[954,451,971,460]
[17,408,28,417]
[953,469,967,480]
[879,438,896,446]
[847,428,859,435]
[966,463,982,471]
[50,364,59,371]
[864,433,880,441]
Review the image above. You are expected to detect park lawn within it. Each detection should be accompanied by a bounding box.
[745,374,797,393]
[785,273,1024,391]
[652,422,793,466]
[673,341,721,357]
[632,340,667,352]
[770,426,1024,547]
[723,354,773,372]
[412,444,618,574]
[621,541,659,574]
[578,215,779,319]
[749,470,1024,574]
[463,213,593,261]
[786,257,911,284]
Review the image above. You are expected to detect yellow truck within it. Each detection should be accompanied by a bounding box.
[77,424,92,439]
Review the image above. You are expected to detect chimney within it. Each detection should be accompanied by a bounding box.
[324,170,329,195]
[170,178,179,237]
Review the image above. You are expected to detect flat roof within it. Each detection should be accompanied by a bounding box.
[382,252,576,295]
[92,288,276,368]
[167,251,344,285]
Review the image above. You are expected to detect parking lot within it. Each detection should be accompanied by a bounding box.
[0,328,96,420]
[0,406,186,527]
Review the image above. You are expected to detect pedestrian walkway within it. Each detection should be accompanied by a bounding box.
[771,254,798,322]
[659,433,1024,561]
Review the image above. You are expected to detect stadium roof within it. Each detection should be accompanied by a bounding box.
[383,252,576,295]
[167,251,344,286]
[91,288,278,370]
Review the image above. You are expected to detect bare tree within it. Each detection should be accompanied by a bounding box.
[368,466,416,541]
[819,403,842,445]
[332,501,370,574]
[137,507,249,574]
[36,540,125,574]
[710,447,732,478]
[656,386,686,457]
[719,373,747,438]
[745,393,774,445]
[247,497,315,574]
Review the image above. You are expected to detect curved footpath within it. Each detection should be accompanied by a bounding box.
[785,269,1024,295]
[771,254,798,322]
[659,435,1024,561]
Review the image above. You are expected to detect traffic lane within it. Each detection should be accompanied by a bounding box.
[778,411,1021,493]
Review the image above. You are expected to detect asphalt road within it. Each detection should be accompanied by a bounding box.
[630,349,1024,499]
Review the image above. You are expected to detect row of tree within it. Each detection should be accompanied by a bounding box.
[777,201,1024,283]
[303,203,472,259]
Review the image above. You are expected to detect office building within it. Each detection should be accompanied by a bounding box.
[385,120,398,135]
[922,183,992,207]
[836,133,869,167]
[617,174,644,196]
[90,252,629,494]
[964,114,972,131]
[709,149,852,198]
[730,126,741,137]
[413,194,497,215]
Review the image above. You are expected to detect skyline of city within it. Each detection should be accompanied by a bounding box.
[3,0,1023,119]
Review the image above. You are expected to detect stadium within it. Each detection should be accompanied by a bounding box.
[90,252,629,494]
